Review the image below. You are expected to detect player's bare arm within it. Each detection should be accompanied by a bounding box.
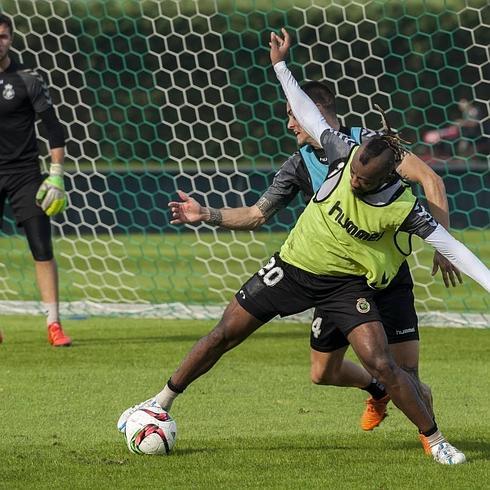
[397,153,462,287]
[169,189,266,230]
[168,190,210,224]
[50,147,65,165]
[169,156,301,231]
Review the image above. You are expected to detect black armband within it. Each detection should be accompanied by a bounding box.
[39,107,66,148]
[206,207,223,226]
[256,195,279,220]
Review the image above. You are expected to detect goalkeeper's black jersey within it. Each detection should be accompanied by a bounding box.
[0,59,52,173]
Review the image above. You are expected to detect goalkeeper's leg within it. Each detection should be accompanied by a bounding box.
[23,215,72,347]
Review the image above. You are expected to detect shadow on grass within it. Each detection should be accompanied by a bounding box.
[66,446,214,464]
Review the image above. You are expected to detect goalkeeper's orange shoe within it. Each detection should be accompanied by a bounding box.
[360,394,390,431]
[48,322,72,347]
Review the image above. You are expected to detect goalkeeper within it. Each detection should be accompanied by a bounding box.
[0,14,71,346]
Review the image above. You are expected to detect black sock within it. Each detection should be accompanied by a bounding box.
[421,424,438,437]
[362,378,387,400]
[167,377,185,394]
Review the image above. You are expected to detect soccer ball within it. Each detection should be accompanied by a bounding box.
[125,407,177,455]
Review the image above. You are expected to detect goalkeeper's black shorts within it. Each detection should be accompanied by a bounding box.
[235,252,381,337]
[0,167,45,227]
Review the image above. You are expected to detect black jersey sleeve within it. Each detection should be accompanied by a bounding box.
[399,200,439,238]
[19,70,65,148]
[320,128,357,165]
[39,107,66,148]
[359,127,384,142]
[19,69,53,113]
[255,153,302,219]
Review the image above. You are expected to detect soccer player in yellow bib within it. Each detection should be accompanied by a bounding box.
[167,81,451,433]
[119,30,490,465]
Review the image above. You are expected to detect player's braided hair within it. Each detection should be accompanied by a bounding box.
[374,104,409,163]
[359,105,409,167]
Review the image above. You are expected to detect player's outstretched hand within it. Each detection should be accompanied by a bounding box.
[269,28,291,65]
[432,251,463,288]
[35,163,67,217]
[168,190,207,224]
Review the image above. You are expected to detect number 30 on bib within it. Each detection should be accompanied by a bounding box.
[258,256,284,287]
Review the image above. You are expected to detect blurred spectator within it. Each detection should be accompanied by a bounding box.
[457,98,484,155]
[423,99,488,158]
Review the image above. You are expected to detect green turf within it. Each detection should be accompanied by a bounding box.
[0,229,488,312]
[0,317,488,489]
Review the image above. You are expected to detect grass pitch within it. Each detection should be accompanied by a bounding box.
[0,316,489,489]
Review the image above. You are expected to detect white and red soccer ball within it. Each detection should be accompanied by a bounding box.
[125,407,177,455]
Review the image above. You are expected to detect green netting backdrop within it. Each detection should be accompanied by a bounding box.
[0,0,488,323]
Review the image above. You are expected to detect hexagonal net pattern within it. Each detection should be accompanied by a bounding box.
[0,0,487,324]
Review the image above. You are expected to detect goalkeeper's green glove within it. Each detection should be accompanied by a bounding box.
[35,163,67,217]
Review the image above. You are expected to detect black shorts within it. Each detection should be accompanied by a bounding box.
[310,261,419,352]
[236,253,382,335]
[0,169,45,227]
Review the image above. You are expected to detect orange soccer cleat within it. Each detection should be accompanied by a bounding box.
[419,433,432,455]
[47,322,72,347]
[360,394,390,431]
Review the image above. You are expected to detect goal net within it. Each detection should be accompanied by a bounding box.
[0,0,488,326]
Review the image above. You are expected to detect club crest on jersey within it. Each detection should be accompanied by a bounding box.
[2,83,15,100]
[356,297,371,313]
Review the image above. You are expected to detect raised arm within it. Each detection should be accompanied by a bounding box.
[270,29,331,145]
[397,153,462,287]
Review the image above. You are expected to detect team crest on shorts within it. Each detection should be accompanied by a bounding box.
[2,83,15,100]
[356,297,371,313]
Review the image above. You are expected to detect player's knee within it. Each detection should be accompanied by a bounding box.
[28,228,54,260]
[23,215,53,261]
[210,301,261,352]
[367,357,397,383]
[310,364,336,385]
[310,367,324,385]
[206,319,242,352]
[206,326,228,351]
